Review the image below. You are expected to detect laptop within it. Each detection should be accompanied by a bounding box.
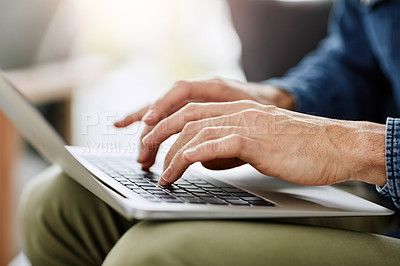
[0,72,393,220]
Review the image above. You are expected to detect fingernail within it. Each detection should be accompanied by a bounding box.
[159,178,169,186]
[161,167,172,182]
[142,110,156,124]
[184,148,199,159]
[142,132,154,146]
[141,163,151,171]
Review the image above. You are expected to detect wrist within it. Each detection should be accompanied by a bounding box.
[347,122,387,186]
[273,87,296,110]
[247,83,296,110]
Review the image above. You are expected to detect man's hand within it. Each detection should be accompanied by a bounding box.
[140,100,386,187]
[114,78,294,170]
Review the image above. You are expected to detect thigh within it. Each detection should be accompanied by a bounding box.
[103,220,400,266]
[20,166,136,265]
[22,167,400,265]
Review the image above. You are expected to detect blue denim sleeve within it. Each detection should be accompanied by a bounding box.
[263,0,386,121]
[376,118,400,209]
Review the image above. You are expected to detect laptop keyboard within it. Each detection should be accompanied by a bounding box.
[84,155,274,207]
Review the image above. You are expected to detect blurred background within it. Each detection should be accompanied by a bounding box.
[0,0,332,264]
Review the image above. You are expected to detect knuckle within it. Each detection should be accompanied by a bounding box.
[264,104,277,112]
[210,141,220,153]
[230,134,246,150]
[182,121,199,134]
[199,127,216,137]
[209,77,227,93]
[183,102,199,113]
[140,126,153,138]
[170,148,184,165]
[164,151,173,163]
[155,119,166,132]
[242,108,263,119]
[237,99,259,108]
[177,148,186,160]
[210,77,225,84]
[173,80,191,89]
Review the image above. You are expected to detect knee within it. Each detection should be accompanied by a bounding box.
[19,166,102,262]
[21,167,88,235]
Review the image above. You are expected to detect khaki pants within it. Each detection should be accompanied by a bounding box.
[20,167,400,266]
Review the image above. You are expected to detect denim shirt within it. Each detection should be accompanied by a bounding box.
[265,0,400,209]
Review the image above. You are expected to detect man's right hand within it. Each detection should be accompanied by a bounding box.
[114,77,295,170]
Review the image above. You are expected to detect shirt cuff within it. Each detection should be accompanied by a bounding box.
[377,117,400,209]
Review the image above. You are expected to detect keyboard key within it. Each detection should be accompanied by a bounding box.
[164,188,187,193]
[141,194,156,199]
[110,174,125,179]
[178,195,198,200]
[211,192,232,197]
[184,188,204,193]
[158,193,176,199]
[205,188,224,192]
[144,173,158,178]
[189,180,208,185]
[195,184,215,189]
[225,196,243,200]
[200,196,228,205]
[86,154,275,207]
[136,191,151,196]
[126,177,144,182]
[135,182,153,187]
[137,185,155,189]
[174,180,191,185]
[146,198,162,202]
[248,200,275,206]
[125,184,140,190]
[223,188,244,193]
[151,191,171,196]
[226,199,249,205]
[120,180,133,185]
[192,192,212,197]
[171,191,192,196]
[178,184,198,189]
[231,192,255,198]
[183,198,206,204]
[163,198,183,203]
[123,174,142,178]
[240,196,263,201]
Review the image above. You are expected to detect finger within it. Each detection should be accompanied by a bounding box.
[182,135,257,164]
[161,110,256,171]
[143,100,260,148]
[162,125,240,170]
[160,127,253,185]
[137,125,158,170]
[140,148,158,171]
[114,105,150,128]
[141,81,193,126]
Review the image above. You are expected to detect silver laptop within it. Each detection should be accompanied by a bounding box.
[0,72,393,220]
